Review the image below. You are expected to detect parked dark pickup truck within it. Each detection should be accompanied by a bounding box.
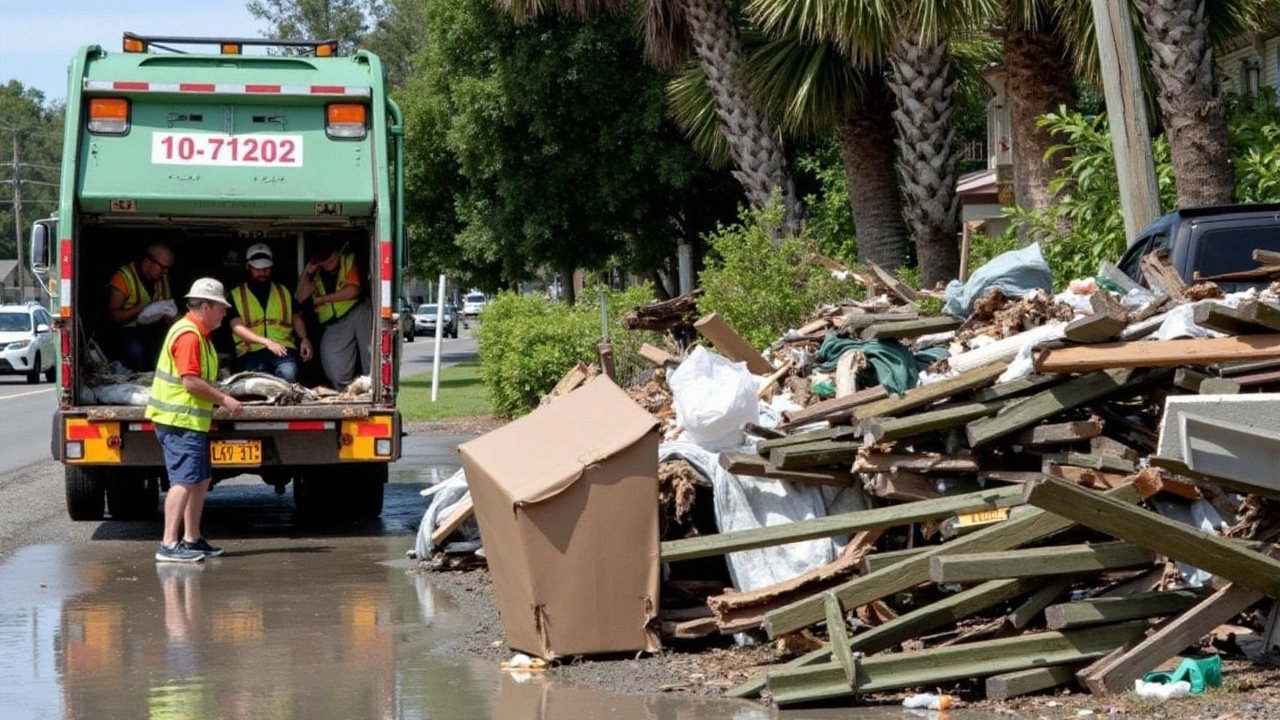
[1118,203,1280,290]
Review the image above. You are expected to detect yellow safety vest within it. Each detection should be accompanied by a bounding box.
[145,316,218,432]
[314,253,358,324]
[115,262,171,328]
[231,281,296,357]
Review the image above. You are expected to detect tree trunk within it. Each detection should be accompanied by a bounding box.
[887,28,960,288]
[1133,0,1235,207]
[838,75,909,271]
[1004,21,1078,214]
[682,0,802,237]
[559,268,576,305]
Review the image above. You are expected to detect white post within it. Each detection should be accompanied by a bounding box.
[431,274,446,402]
[677,241,693,295]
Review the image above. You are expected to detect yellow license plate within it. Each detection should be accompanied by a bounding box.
[210,439,262,466]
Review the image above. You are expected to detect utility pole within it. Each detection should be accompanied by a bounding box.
[1090,0,1161,243]
[10,130,27,302]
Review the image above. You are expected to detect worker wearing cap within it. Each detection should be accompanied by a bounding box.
[107,241,175,371]
[147,278,244,563]
[294,238,370,390]
[228,243,313,382]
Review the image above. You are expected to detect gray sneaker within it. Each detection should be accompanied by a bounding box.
[182,538,224,557]
[156,543,205,563]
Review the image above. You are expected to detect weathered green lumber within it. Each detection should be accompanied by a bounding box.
[660,485,1025,563]
[860,547,929,573]
[967,368,1170,447]
[779,385,889,428]
[852,452,979,474]
[971,373,1064,402]
[1010,418,1105,446]
[841,310,920,333]
[1173,367,1212,392]
[859,401,1004,444]
[757,426,858,452]
[1078,582,1264,694]
[767,621,1148,706]
[1006,578,1074,630]
[928,541,1154,583]
[769,439,863,469]
[1200,377,1242,394]
[861,315,963,341]
[1193,302,1265,336]
[1044,590,1205,630]
[986,665,1083,701]
[1023,475,1280,596]
[763,484,1141,637]
[1064,313,1128,343]
[1237,300,1280,332]
[824,592,856,687]
[852,362,1009,422]
[1041,452,1137,473]
[718,452,858,486]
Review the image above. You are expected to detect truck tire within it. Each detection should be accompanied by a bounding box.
[106,472,159,520]
[66,466,106,521]
[351,463,387,520]
[27,353,42,384]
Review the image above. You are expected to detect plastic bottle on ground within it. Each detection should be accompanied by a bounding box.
[902,693,953,710]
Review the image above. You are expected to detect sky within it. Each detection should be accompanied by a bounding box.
[0,0,268,103]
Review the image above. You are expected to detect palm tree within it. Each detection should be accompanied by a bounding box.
[498,0,803,235]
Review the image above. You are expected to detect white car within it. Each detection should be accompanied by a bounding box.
[461,292,488,317]
[0,303,56,383]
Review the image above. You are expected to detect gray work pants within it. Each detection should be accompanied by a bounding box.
[319,299,371,391]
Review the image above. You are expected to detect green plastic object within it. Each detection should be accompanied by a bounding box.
[1141,655,1222,694]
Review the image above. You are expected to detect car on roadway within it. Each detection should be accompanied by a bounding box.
[461,292,489,318]
[0,303,56,383]
[397,297,416,342]
[415,303,458,338]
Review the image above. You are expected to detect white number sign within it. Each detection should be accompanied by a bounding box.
[151,132,304,167]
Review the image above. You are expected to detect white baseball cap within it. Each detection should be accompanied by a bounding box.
[245,243,274,269]
[186,278,232,307]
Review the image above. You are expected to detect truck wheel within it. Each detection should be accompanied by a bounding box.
[26,353,41,384]
[352,463,387,520]
[44,362,55,383]
[406,328,415,342]
[66,466,106,521]
[106,473,159,520]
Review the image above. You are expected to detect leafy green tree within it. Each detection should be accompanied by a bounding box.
[247,0,374,52]
[0,82,63,284]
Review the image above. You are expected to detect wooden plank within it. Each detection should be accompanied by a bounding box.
[843,578,1036,655]
[1091,435,1140,462]
[638,342,676,367]
[430,498,475,549]
[1044,464,1131,489]
[1193,302,1266,336]
[693,312,774,374]
[860,547,929,573]
[1201,377,1242,394]
[1139,248,1188,301]
[758,359,795,399]
[769,439,862,469]
[1044,590,1205,630]
[1064,312,1128,344]
[928,542,1154,583]
[950,323,1066,374]
[1023,475,1280,596]
[1173,367,1212,392]
[763,484,1141,637]
[659,485,1025,563]
[1036,334,1280,374]
[780,385,889,428]
[718,452,858,487]
[968,368,1162,447]
[1078,582,1264,694]
[1041,452,1136,474]
[767,622,1147,706]
[546,361,590,399]
[1006,578,1073,630]
[971,373,1065,402]
[851,452,979,475]
[986,665,1082,701]
[1255,249,1280,265]
[756,426,857,453]
[1012,418,1105,446]
[1236,299,1280,332]
[1231,368,1280,387]
[853,361,1009,421]
[866,260,918,303]
[859,400,1004,444]
[743,422,785,440]
[1132,466,1204,500]
[865,471,945,501]
[840,310,920,333]
[824,593,856,688]
[861,315,962,341]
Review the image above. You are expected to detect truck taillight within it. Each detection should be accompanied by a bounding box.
[122,36,147,53]
[60,329,73,394]
[87,98,130,135]
[326,104,366,140]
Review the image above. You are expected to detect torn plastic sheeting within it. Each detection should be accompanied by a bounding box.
[659,440,871,593]
[414,467,478,560]
[943,242,1054,318]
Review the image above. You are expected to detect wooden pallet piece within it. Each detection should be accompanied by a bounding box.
[866,260,918,303]
[860,400,1005,444]
[718,452,858,486]
[928,541,1154,584]
[638,342,676,367]
[1236,299,1280,332]
[1011,418,1105,446]
[1139,248,1188,301]
[1005,578,1074,630]
[1041,452,1137,474]
[1035,334,1280,374]
[430,498,475,549]
[780,385,890,428]
[852,361,1008,421]
[851,452,979,475]
[757,426,858,453]
[840,310,921,333]
[769,439,863,469]
[971,373,1065,402]
[1194,303,1266,336]
[861,315,962,341]
[1044,590,1205,630]
[825,592,856,687]
[693,311,774,374]
[986,665,1083,701]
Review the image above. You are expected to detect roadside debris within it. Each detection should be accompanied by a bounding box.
[421,244,1280,709]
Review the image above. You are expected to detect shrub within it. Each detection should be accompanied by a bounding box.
[474,284,659,418]
[698,199,860,350]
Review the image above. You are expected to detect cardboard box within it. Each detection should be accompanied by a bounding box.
[460,376,661,659]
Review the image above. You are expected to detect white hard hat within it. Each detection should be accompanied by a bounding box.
[186,278,232,307]
[245,242,274,269]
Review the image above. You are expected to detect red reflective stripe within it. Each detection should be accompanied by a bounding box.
[179,83,216,92]
[288,421,327,431]
[310,85,346,94]
[114,81,148,90]
[380,240,392,280]
[60,239,72,279]
[138,422,155,431]
[68,424,102,440]
[245,84,280,93]
[356,421,391,438]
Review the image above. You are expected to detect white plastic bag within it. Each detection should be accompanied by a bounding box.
[136,299,178,326]
[667,345,759,451]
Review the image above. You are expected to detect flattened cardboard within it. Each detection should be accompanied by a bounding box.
[460,376,662,658]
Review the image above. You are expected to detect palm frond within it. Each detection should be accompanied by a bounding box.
[494,0,625,22]
[666,64,733,168]
[640,0,692,69]
[745,34,869,137]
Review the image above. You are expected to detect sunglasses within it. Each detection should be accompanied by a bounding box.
[147,255,172,271]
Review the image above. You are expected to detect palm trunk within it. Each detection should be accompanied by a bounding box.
[887,28,960,288]
[1004,21,1077,213]
[1133,0,1234,207]
[839,76,909,271]
[681,0,802,237]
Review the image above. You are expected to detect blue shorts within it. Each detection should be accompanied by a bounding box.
[155,424,212,485]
